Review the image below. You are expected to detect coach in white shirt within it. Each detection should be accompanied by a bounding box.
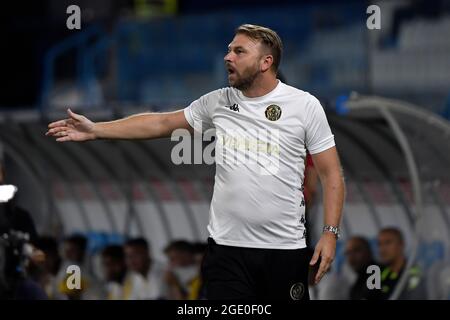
[47,24,345,300]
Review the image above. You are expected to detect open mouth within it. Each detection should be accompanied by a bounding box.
[227,66,236,75]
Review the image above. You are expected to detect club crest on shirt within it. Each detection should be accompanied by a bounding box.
[265,104,282,121]
[290,282,305,300]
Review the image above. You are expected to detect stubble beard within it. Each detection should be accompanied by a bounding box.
[229,63,261,92]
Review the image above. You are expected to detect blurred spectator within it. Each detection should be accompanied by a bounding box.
[12,242,47,300]
[62,235,87,266]
[345,236,381,300]
[0,162,44,299]
[0,162,37,243]
[124,237,167,299]
[32,236,63,299]
[164,240,201,300]
[308,264,350,300]
[57,234,101,300]
[377,228,426,299]
[100,245,129,300]
[34,237,61,277]
[165,240,195,268]
[189,242,207,299]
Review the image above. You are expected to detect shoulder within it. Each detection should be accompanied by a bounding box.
[279,83,321,107]
[191,88,230,111]
[200,87,230,102]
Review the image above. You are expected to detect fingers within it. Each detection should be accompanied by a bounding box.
[56,135,72,142]
[309,248,320,266]
[48,119,68,129]
[314,256,332,284]
[46,126,70,136]
[48,118,76,130]
[46,126,74,142]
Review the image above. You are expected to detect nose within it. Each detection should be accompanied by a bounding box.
[224,51,233,63]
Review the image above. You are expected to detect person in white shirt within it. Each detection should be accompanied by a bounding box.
[123,238,168,300]
[164,240,201,299]
[46,24,345,300]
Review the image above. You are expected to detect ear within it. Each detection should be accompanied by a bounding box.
[260,54,274,73]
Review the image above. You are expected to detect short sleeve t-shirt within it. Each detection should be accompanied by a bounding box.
[184,80,335,249]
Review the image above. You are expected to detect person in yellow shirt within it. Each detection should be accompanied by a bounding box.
[100,245,130,300]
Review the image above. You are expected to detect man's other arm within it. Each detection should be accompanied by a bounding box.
[46,109,193,142]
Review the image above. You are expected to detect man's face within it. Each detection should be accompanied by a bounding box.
[124,246,149,274]
[224,34,266,91]
[102,256,126,282]
[378,232,404,265]
[43,251,60,275]
[64,242,83,263]
[345,239,371,272]
[166,249,194,269]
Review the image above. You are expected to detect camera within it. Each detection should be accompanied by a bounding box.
[0,185,35,299]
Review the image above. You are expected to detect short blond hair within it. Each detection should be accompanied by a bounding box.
[235,24,283,72]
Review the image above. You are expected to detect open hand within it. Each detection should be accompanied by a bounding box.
[46,108,96,142]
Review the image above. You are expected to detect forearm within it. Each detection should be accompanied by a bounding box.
[93,112,174,140]
[321,171,345,228]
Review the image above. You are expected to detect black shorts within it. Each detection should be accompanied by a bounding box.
[201,238,312,300]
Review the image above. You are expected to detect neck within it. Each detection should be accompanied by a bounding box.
[241,73,278,98]
[140,260,151,278]
[390,256,406,274]
[115,270,127,284]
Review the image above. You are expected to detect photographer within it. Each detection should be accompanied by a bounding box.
[0,162,46,299]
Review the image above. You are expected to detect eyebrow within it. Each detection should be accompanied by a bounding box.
[228,44,246,50]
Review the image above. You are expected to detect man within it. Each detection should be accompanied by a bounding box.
[57,234,102,299]
[100,245,128,300]
[165,241,195,267]
[0,162,44,299]
[62,235,88,266]
[377,228,425,299]
[46,24,345,300]
[345,236,381,300]
[188,242,208,300]
[164,240,199,299]
[32,236,63,299]
[124,238,168,300]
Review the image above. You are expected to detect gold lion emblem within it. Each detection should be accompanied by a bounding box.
[265,104,282,121]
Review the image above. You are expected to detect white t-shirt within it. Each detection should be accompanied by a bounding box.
[183,80,335,249]
[128,261,168,300]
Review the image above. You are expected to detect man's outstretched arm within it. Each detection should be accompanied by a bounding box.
[46,108,192,142]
